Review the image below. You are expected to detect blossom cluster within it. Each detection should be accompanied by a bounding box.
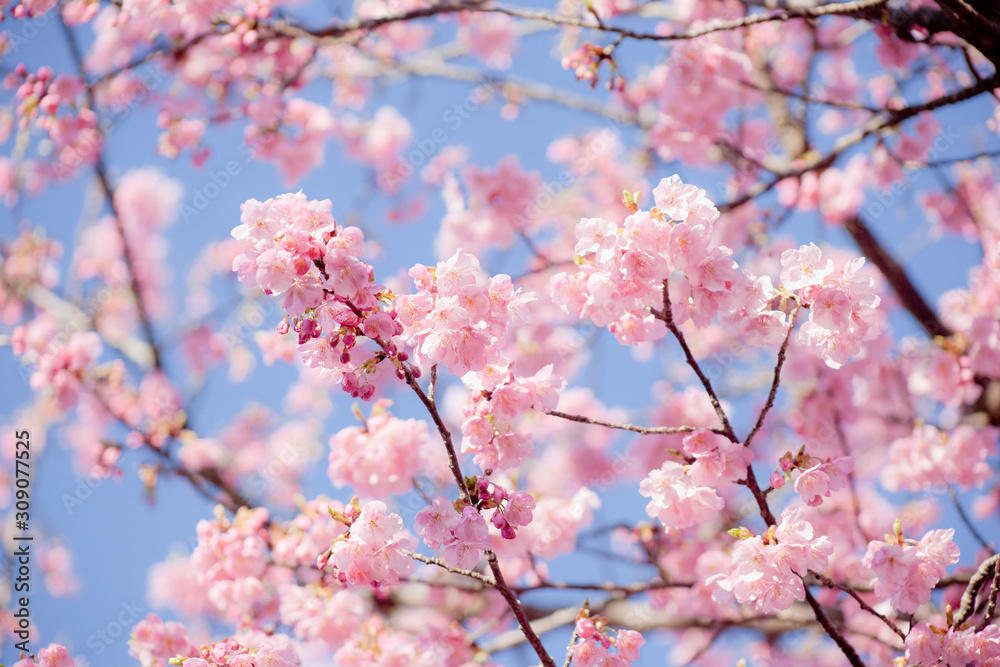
[459,362,563,471]
[13,319,102,410]
[708,505,833,614]
[395,249,535,376]
[571,609,645,666]
[639,429,751,530]
[863,524,960,613]
[562,42,621,90]
[4,65,99,180]
[233,192,545,397]
[780,243,882,369]
[129,615,300,667]
[327,400,435,497]
[129,614,198,667]
[415,478,535,569]
[168,635,299,667]
[190,506,273,621]
[770,449,854,507]
[881,423,998,492]
[320,499,415,591]
[550,177,880,368]
[232,193,405,399]
[905,621,1000,666]
[435,156,543,257]
[0,227,61,321]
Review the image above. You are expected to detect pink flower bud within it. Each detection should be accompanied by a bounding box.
[359,383,375,401]
[39,94,60,114]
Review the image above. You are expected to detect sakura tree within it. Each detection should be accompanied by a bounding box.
[3,0,1000,665]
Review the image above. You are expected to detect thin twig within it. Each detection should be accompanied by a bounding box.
[349,0,892,44]
[948,485,994,552]
[402,365,473,506]
[743,305,799,448]
[409,551,497,586]
[721,74,1000,213]
[515,578,689,594]
[812,571,905,641]
[924,148,1000,167]
[562,605,582,667]
[545,410,724,435]
[59,17,163,370]
[654,279,736,440]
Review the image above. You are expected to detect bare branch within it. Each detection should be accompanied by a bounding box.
[654,279,737,440]
[545,410,724,436]
[409,551,498,586]
[811,571,906,642]
[743,305,799,448]
[955,553,1000,628]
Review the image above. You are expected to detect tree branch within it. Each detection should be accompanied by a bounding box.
[954,553,1000,628]
[545,410,724,435]
[743,304,799,448]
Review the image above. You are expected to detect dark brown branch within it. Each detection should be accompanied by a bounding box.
[743,305,799,448]
[977,557,1000,631]
[934,0,1000,70]
[396,361,555,667]
[401,365,473,506]
[60,17,163,370]
[653,279,737,440]
[802,587,865,667]
[954,553,1000,628]
[486,551,558,667]
[844,215,950,339]
[812,571,906,641]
